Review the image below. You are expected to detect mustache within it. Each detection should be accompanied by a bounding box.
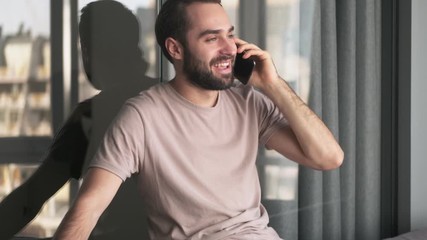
[210,55,234,66]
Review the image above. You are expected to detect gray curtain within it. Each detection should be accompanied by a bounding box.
[297,0,381,239]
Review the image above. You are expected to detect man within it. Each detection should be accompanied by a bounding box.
[53,0,343,239]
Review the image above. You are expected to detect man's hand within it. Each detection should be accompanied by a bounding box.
[234,38,280,91]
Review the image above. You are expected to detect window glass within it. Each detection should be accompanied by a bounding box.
[0,0,52,137]
[261,0,314,201]
[0,1,60,238]
[253,3,315,239]
[266,0,311,102]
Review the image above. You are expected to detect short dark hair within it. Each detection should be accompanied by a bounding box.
[155,0,222,63]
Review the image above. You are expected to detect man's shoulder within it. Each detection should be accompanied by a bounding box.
[125,83,170,109]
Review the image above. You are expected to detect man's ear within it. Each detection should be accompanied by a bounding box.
[165,37,184,61]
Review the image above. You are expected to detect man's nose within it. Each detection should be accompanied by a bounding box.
[219,38,237,55]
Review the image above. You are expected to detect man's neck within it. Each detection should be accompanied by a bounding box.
[169,77,219,108]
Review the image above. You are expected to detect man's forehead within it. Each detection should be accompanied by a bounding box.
[185,2,233,33]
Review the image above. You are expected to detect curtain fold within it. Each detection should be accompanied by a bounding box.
[296,0,382,239]
[336,0,357,239]
[354,0,382,239]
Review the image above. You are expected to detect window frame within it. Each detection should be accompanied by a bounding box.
[381,0,412,237]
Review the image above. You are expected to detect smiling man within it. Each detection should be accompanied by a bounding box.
[181,24,236,90]
[53,0,343,239]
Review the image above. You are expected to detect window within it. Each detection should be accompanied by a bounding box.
[0,0,60,237]
[0,1,52,137]
[259,0,313,202]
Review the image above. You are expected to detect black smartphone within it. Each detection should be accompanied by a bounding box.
[233,52,255,85]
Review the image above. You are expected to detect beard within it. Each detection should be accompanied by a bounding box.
[183,47,234,90]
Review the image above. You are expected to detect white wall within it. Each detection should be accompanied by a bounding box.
[411,0,427,231]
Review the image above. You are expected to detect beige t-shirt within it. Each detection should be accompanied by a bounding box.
[90,82,287,240]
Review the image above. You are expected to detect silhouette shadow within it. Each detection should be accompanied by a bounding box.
[0,1,158,239]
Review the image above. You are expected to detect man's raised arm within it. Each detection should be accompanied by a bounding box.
[235,38,344,170]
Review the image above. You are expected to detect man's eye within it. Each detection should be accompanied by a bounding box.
[206,37,217,42]
[228,34,235,39]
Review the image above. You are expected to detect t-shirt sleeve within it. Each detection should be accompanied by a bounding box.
[254,89,289,146]
[89,103,144,181]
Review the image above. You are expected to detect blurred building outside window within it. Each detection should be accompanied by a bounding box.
[0,0,62,237]
[261,0,313,201]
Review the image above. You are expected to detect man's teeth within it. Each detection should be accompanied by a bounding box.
[214,61,230,68]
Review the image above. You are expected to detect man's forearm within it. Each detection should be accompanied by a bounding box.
[53,198,100,240]
[261,77,344,169]
[53,168,122,239]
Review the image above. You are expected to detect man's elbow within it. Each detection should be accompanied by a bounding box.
[312,147,344,171]
[313,147,344,171]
